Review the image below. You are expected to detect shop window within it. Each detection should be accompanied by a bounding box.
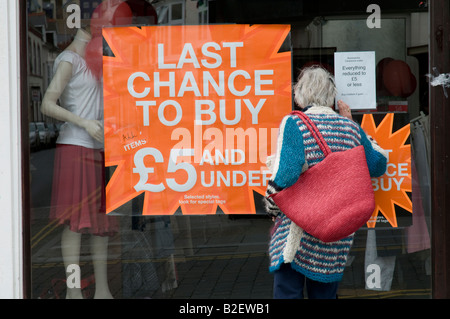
[26,0,431,300]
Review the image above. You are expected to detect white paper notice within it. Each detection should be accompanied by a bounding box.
[334,51,376,110]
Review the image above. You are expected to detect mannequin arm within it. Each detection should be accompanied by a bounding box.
[42,61,103,143]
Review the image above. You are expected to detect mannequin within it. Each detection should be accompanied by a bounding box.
[42,27,117,299]
[42,28,103,141]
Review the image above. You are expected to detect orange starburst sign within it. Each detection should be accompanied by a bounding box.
[102,25,292,215]
[361,113,412,227]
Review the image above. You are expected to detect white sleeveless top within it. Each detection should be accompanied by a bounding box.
[53,50,103,149]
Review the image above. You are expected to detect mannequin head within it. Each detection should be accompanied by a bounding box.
[90,0,133,37]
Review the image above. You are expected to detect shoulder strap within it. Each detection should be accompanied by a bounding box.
[290,110,332,156]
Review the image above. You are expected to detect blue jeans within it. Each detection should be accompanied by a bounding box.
[273,263,339,299]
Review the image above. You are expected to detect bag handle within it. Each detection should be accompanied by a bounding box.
[290,110,332,156]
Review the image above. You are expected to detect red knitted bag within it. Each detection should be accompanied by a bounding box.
[268,111,375,242]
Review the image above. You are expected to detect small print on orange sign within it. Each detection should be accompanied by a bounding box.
[102,24,292,216]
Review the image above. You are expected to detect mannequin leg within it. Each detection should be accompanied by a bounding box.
[61,226,83,299]
[90,235,113,299]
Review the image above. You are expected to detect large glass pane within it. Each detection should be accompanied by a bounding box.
[27,0,430,299]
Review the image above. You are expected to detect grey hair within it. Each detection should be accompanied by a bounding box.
[293,66,337,109]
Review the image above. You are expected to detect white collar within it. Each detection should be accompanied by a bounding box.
[304,105,337,115]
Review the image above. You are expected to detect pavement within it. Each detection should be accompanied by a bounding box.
[30,208,431,299]
[29,148,431,299]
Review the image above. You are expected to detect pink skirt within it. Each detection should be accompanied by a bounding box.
[49,144,118,236]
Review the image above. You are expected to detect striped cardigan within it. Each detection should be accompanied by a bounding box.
[265,106,387,283]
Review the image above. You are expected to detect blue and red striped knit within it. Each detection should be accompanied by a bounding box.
[265,105,387,283]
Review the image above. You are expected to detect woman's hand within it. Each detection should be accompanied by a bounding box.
[337,100,353,120]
